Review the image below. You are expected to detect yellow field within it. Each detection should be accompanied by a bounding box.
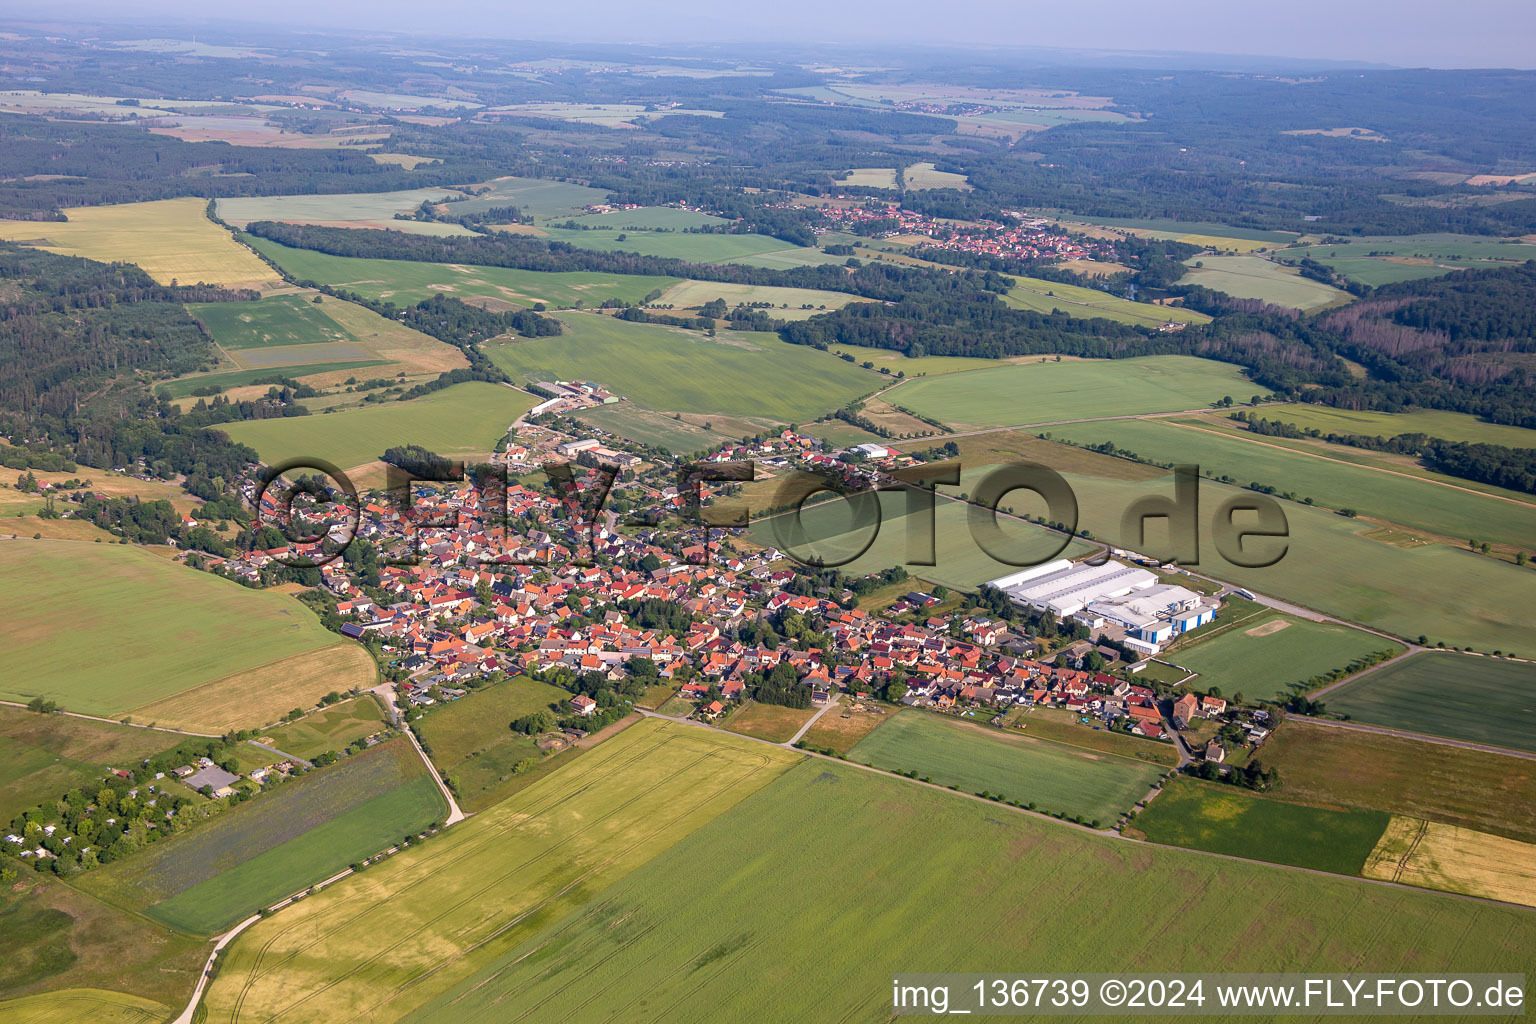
[1175,234,1273,253]
[0,988,171,1024]
[0,198,281,289]
[1364,816,1536,908]
[657,279,867,315]
[839,167,898,188]
[124,643,377,733]
[201,719,796,1023]
[365,152,437,169]
[903,161,971,190]
[306,295,468,378]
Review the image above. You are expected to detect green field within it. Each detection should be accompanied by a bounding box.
[414,675,573,811]
[0,989,171,1024]
[847,710,1163,823]
[1321,652,1536,754]
[216,188,474,232]
[1066,216,1299,243]
[0,543,340,715]
[891,355,1254,430]
[450,175,611,217]
[576,403,733,452]
[1004,275,1211,327]
[1275,236,1536,285]
[1043,418,1536,550]
[486,312,878,422]
[539,225,843,269]
[77,738,443,935]
[1178,255,1350,310]
[560,207,729,230]
[1172,613,1402,701]
[261,695,387,761]
[245,236,679,309]
[155,360,391,397]
[401,759,1536,1023]
[1257,404,1536,449]
[0,708,178,822]
[189,293,358,350]
[656,279,862,314]
[221,380,535,470]
[1135,778,1390,875]
[201,720,798,1023]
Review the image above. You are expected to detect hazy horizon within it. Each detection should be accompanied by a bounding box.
[2,0,1533,70]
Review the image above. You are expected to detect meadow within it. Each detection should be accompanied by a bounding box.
[655,278,862,313]
[1320,653,1536,753]
[450,175,610,218]
[261,695,387,761]
[1275,236,1536,286]
[1259,719,1536,845]
[486,312,879,423]
[414,675,573,811]
[221,380,536,471]
[78,739,442,935]
[124,643,377,734]
[1003,275,1211,327]
[1133,778,1389,875]
[0,708,178,821]
[847,710,1164,823]
[889,355,1254,430]
[155,360,389,398]
[1061,216,1298,244]
[839,167,899,188]
[1014,706,1181,766]
[245,235,679,308]
[1043,417,1536,549]
[560,207,729,230]
[1177,255,1349,310]
[1363,817,1536,908]
[797,703,890,754]
[0,542,341,716]
[903,161,971,189]
[0,198,281,289]
[1171,613,1401,700]
[538,226,843,269]
[215,189,473,233]
[189,293,359,350]
[200,720,798,1023]
[724,700,816,743]
[576,403,735,452]
[1254,404,1536,449]
[402,759,1536,1023]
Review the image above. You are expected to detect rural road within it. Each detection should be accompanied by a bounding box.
[1299,717,1536,763]
[0,700,220,738]
[372,682,466,825]
[169,913,262,1024]
[247,739,312,767]
[786,694,841,746]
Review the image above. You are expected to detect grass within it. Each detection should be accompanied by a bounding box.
[1363,816,1536,908]
[124,643,377,734]
[1167,613,1402,701]
[0,198,281,289]
[1320,652,1536,753]
[414,675,573,811]
[1045,417,1536,550]
[0,708,179,822]
[560,207,729,230]
[1259,719,1536,844]
[0,989,171,1024]
[1003,275,1210,327]
[891,355,1253,431]
[200,719,798,1023]
[1134,778,1389,875]
[903,161,971,189]
[400,759,1536,1022]
[189,293,357,350]
[1255,404,1536,449]
[538,226,842,270]
[215,188,471,231]
[1014,706,1181,766]
[839,167,898,188]
[154,360,390,397]
[723,700,815,743]
[798,702,891,754]
[576,404,736,453]
[450,175,610,218]
[486,312,879,423]
[260,694,387,760]
[0,542,341,716]
[656,279,863,315]
[245,235,679,309]
[77,738,440,935]
[848,709,1163,823]
[221,380,535,471]
[0,878,205,1007]
[1177,255,1350,310]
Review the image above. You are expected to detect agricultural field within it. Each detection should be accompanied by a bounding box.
[337,90,482,110]
[484,102,721,128]
[486,312,878,423]
[0,542,341,716]
[1044,417,1536,549]
[1177,255,1350,310]
[1259,719,1536,845]
[124,643,377,734]
[1014,706,1181,766]
[245,235,678,308]
[724,700,816,743]
[903,161,971,189]
[847,710,1163,823]
[1320,653,1536,753]
[576,403,736,452]
[189,293,359,350]
[1171,613,1401,701]
[76,739,443,935]
[0,708,178,821]
[260,695,388,761]
[891,355,1253,430]
[0,989,171,1024]
[1133,778,1390,875]
[656,279,863,314]
[0,198,280,289]
[838,167,899,188]
[559,207,730,230]
[0,877,205,1009]
[413,675,573,811]
[199,720,798,1023]
[215,189,476,234]
[403,759,1536,1023]
[221,380,535,471]
[1003,275,1211,327]
[1273,236,1536,286]
[1059,216,1299,246]
[450,175,610,218]
[1253,404,1536,449]
[1363,817,1536,908]
[155,360,385,398]
[538,225,843,269]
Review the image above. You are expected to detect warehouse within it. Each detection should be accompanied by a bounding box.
[987,559,1158,617]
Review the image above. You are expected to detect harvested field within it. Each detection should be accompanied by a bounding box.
[1363,817,1536,908]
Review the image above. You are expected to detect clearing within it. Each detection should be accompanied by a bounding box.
[1177,255,1349,311]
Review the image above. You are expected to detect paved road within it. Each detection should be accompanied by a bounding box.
[1300,716,1536,763]
[786,695,841,746]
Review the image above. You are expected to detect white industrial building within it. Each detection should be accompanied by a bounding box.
[988,559,1216,653]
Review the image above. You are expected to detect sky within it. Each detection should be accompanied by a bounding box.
[9,0,1536,69]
